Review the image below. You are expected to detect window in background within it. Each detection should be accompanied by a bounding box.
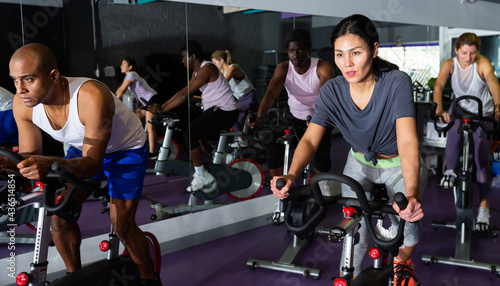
[379,44,440,88]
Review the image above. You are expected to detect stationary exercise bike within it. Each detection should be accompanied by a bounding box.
[247,111,326,279]
[0,169,44,245]
[281,173,412,285]
[145,111,264,220]
[0,148,161,286]
[422,95,500,275]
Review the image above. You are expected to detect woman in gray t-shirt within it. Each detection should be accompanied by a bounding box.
[269,14,427,285]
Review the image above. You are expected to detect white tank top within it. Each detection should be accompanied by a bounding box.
[284,58,321,120]
[225,65,255,100]
[32,77,146,153]
[451,57,493,116]
[197,61,237,111]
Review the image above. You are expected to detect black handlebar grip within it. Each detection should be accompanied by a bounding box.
[140,98,149,107]
[306,115,312,124]
[248,114,256,123]
[0,147,25,163]
[394,192,408,211]
[276,178,286,190]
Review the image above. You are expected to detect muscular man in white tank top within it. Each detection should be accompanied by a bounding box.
[3,43,161,284]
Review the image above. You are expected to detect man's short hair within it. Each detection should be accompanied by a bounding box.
[284,28,312,50]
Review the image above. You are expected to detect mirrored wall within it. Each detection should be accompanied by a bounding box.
[2,0,500,222]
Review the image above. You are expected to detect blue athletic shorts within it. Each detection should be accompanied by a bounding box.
[65,144,148,200]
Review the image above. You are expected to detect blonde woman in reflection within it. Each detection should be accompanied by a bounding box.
[211,50,257,148]
[433,32,500,232]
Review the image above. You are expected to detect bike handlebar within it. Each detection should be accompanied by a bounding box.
[44,162,101,213]
[0,147,101,213]
[433,96,500,137]
[0,147,25,163]
[280,172,409,256]
[280,176,328,239]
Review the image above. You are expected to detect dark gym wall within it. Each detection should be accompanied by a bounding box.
[71,2,436,89]
[0,3,66,156]
[59,1,318,92]
[0,3,66,94]
[92,1,294,92]
[63,0,95,79]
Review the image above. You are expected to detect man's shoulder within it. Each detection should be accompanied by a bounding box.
[76,79,113,101]
[317,58,332,66]
[200,61,219,73]
[274,61,290,75]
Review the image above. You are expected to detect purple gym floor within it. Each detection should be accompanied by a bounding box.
[3,134,500,285]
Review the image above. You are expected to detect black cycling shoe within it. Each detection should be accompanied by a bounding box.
[140,273,162,286]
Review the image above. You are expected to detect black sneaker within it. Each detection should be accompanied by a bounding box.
[148,152,158,160]
[140,273,162,286]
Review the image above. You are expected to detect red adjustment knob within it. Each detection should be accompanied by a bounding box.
[342,206,356,217]
[333,278,348,286]
[12,146,19,152]
[16,272,31,286]
[284,129,291,135]
[463,118,471,124]
[99,240,110,252]
[369,247,381,259]
[35,181,45,189]
[229,128,234,132]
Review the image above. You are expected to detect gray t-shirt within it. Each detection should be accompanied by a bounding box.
[311,69,414,165]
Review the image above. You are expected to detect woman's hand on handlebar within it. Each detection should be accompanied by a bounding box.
[393,196,423,223]
[148,103,163,114]
[436,111,451,124]
[17,155,53,180]
[270,175,293,200]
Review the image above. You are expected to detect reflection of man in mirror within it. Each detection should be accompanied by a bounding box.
[5,43,161,285]
[249,28,334,181]
[149,40,238,193]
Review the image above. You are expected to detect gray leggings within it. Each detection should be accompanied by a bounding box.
[339,151,428,276]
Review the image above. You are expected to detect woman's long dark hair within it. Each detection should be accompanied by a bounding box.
[123,57,144,77]
[330,14,398,80]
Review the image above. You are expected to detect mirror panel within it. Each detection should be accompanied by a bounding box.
[6,0,500,223]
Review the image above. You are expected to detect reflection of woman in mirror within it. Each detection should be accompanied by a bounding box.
[211,50,257,148]
[248,28,334,180]
[270,14,426,285]
[149,40,238,193]
[115,57,162,159]
[433,32,500,231]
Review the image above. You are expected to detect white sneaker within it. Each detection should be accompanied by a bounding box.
[318,180,331,196]
[476,207,490,226]
[229,137,249,148]
[270,201,284,225]
[186,172,215,192]
[439,169,457,188]
[225,152,234,165]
